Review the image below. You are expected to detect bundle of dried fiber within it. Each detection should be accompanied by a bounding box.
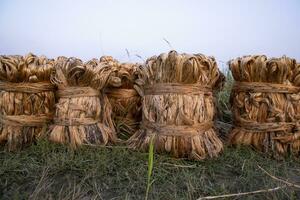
[100,55,118,65]
[128,51,224,160]
[229,55,300,157]
[0,53,55,151]
[49,57,120,147]
[289,62,300,155]
[104,60,142,140]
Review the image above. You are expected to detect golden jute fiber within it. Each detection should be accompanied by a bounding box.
[49,57,120,147]
[128,51,224,160]
[102,56,142,140]
[0,53,55,151]
[229,55,300,157]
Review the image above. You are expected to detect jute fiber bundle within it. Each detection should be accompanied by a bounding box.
[0,53,55,151]
[229,55,300,157]
[289,62,300,155]
[103,58,141,140]
[49,57,120,147]
[128,51,224,160]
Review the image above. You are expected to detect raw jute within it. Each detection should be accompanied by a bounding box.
[141,121,213,137]
[233,81,299,132]
[128,51,224,160]
[232,81,300,94]
[0,82,55,93]
[233,118,295,132]
[54,117,100,126]
[54,86,101,126]
[103,60,142,140]
[56,86,100,98]
[229,55,300,158]
[49,57,118,148]
[142,83,213,137]
[105,88,138,99]
[0,82,54,127]
[144,83,212,95]
[0,53,55,151]
[0,114,52,127]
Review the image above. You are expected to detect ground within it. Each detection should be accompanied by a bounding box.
[0,140,299,200]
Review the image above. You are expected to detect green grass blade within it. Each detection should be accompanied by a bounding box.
[145,135,155,200]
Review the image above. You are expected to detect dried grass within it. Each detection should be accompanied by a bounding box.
[102,56,141,140]
[229,55,300,157]
[0,53,55,151]
[49,57,119,147]
[128,51,224,160]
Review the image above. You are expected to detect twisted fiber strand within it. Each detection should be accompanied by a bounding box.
[57,86,100,98]
[144,83,212,95]
[142,121,213,137]
[0,114,52,126]
[54,117,100,126]
[0,82,55,93]
[233,119,294,132]
[105,88,138,99]
[233,81,300,93]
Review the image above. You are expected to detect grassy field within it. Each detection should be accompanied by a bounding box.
[1,72,300,200]
[0,141,300,200]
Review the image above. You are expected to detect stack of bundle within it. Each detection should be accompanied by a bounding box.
[49,57,120,147]
[102,56,141,140]
[128,51,224,160]
[0,53,55,151]
[229,55,300,157]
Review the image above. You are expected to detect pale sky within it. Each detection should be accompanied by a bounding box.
[0,0,299,68]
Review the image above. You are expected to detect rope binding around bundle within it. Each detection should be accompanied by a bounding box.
[0,82,54,127]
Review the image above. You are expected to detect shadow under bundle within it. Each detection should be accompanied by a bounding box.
[0,53,55,151]
[102,56,141,140]
[229,55,300,157]
[49,57,120,147]
[128,51,224,160]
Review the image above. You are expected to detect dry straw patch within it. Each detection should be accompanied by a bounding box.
[0,53,55,151]
[128,51,224,160]
[229,55,300,157]
[49,57,120,147]
[102,56,142,140]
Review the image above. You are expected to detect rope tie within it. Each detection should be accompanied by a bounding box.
[233,118,295,132]
[233,81,300,93]
[0,82,55,93]
[144,83,212,95]
[53,117,100,126]
[142,121,213,137]
[105,88,138,98]
[0,114,52,127]
[57,86,100,98]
